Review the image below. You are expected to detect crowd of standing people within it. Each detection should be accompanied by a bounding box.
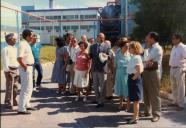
[2,28,186,124]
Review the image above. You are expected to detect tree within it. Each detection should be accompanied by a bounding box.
[131,0,186,43]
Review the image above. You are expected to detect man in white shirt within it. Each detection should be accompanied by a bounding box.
[1,33,19,109]
[142,32,163,122]
[69,37,80,94]
[169,34,186,111]
[17,29,37,114]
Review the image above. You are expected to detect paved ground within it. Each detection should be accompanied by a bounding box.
[1,63,186,128]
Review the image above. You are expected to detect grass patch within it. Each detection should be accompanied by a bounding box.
[40,45,56,63]
[161,54,171,93]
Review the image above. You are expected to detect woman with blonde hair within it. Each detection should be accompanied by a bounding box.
[126,41,144,124]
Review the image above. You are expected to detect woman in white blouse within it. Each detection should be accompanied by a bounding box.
[127,41,144,124]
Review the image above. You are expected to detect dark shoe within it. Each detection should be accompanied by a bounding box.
[96,103,104,108]
[168,103,178,107]
[176,107,184,111]
[13,100,18,106]
[139,112,151,117]
[127,118,139,124]
[5,105,13,110]
[26,107,38,111]
[151,116,160,122]
[106,96,113,100]
[17,111,31,115]
[91,100,98,104]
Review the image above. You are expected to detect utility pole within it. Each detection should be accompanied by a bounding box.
[120,0,128,36]
[125,0,128,36]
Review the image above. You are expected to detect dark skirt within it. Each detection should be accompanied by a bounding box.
[128,74,142,101]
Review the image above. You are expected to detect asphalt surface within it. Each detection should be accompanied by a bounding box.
[1,63,186,128]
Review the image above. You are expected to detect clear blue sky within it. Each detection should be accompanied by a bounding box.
[3,0,109,9]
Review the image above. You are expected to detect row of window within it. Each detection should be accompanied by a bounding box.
[29,25,96,31]
[28,14,97,21]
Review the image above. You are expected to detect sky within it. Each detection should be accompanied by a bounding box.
[3,0,110,9]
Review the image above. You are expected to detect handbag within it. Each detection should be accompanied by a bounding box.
[144,61,158,71]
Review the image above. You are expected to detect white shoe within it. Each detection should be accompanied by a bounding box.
[83,96,87,102]
[33,87,37,91]
[75,96,80,101]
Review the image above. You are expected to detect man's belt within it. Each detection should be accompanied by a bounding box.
[9,66,18,70]
[171,66,181,69]
[26,64,34,66]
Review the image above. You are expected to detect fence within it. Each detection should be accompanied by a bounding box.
[1,3,136,45]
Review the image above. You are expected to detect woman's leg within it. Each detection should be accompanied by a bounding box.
[75,87,80,101]
[76,87,81,97]
[82,87,88,102]
[133,101,140,119]
[126,97,130,111]
[119,96,123,109]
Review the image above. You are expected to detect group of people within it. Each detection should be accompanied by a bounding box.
[2,28,186,124]
[2,29,43,115]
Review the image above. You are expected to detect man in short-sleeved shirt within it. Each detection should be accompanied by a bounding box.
[17,29,36,115]
[30,34,43,89]
[142,32,163,122]
[169,34,186,111]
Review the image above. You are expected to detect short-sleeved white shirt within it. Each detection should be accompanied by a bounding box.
[127,55,144,74]
[17,40,34,65]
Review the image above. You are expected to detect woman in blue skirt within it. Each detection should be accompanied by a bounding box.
[114,37,131,110]
[127,41,144,124]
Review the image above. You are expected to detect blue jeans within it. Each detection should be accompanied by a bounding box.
[33,62,43,87]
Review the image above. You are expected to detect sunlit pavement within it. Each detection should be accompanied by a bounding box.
[1,63,186,128]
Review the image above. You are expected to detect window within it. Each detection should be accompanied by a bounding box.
[63,26,70,30]
[54,26,61,32]
[63,15,78,20]
[80,15,97,20]
[46,26,53,31]
[89,25,96,29]
[46,16,54,20]
[80,15,84,20]
[71,26,79,30]
[29,26,40,30]
[41,26,45,30]
[53,16,61,20]
[85,15,97,19]
[45,15,61,20]
[80,25,89,29]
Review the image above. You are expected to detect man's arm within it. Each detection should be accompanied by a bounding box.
[17,42,27,71]
[17,57,27,71]
[1,48,10,72]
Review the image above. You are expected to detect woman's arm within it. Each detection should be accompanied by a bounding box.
[132,65,141,80]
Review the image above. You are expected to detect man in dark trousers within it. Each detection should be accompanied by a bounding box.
[89,33,112,108]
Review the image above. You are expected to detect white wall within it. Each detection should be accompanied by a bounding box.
[27,9,100,44]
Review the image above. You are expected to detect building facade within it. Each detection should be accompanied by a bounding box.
[22,7,100,44]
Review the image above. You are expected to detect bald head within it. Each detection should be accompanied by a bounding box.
[97,33,105,43]
[81,35,87,42]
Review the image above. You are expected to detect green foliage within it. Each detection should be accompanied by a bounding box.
[131,0,186,43]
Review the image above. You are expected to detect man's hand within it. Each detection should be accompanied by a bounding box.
[17,57,27,71]
[23,65,27,71]
[145,60,153,68]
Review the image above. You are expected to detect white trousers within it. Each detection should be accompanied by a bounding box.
[170,68,185,107]
[18,66,33,112]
